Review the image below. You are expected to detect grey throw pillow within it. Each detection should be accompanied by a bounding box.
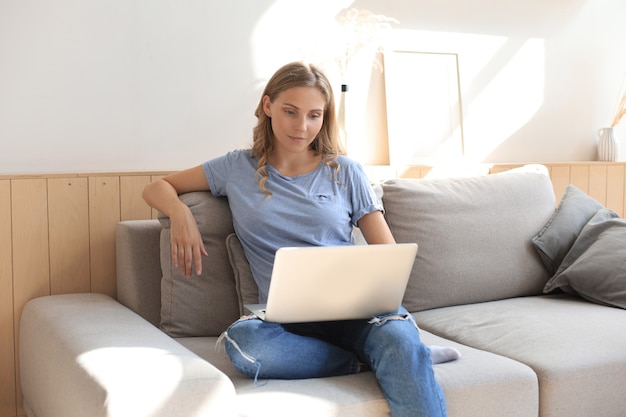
[159,192,240,337]
[226,233,259,315]
[532,185,613,276]
[544,209,626,309]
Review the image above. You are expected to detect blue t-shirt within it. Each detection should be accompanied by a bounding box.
[202,149,382,302]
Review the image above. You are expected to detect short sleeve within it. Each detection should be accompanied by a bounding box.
[202,150,253,197]
[341,157,383,226]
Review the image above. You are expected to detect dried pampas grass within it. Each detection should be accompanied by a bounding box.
[611,72,626,127]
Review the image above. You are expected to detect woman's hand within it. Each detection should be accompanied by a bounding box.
[169,205,208,278]
[142,166,211,278]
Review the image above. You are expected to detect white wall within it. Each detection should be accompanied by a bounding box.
[1,0,625,174]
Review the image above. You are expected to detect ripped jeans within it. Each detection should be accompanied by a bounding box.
[221,306,447,417]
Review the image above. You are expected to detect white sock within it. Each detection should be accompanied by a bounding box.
[429,345,461,364]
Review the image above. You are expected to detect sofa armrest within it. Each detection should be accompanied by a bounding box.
[116,219,162,327]
[20,293,237,417]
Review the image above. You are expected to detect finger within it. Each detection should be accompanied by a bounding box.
[171,245,179,269]
[193,246,204,276]
[184,246,194,278]
[178,247,189,277]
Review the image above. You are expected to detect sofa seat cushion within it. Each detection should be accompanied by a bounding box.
[414,294,626,417]
[178,330,538,417]
[381,166,555,312]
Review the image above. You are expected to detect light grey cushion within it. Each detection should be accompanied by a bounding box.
[381,167,555,312]
[226,233,259,315]
[415,294,626,417]
[532,184,612,275]
[544,209,626,308]
[179,330,539,417]
[159,192,240,337]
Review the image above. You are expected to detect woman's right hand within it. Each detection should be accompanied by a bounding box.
[142,165,211,278]
[169,205,208,278]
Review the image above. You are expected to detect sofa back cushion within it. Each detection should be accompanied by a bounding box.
[159,192,240,337]
[381,167,556,312]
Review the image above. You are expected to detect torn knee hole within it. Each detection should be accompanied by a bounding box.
[217,330,267,386]
[368,313,411,326]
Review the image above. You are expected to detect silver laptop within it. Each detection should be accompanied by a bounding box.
[245,243,417,323]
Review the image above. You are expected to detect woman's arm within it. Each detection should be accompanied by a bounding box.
[142,165,210,277]
[143,166,210,214]
[357,211,396,245]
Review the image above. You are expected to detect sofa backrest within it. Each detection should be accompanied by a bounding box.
[116,166,557,337]
[381,166,556,312]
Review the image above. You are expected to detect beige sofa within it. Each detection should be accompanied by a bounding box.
[20,165,626,417]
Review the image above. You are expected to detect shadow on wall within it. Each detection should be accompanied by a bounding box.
[350,0,618,164]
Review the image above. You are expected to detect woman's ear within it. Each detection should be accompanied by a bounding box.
[262,95,272,117]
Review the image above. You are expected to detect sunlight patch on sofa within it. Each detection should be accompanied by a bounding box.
[238,390,337,415]
[77,347,184,416]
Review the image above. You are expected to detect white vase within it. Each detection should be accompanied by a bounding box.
[597,127,619,161]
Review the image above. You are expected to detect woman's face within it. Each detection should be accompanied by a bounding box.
[263,86,325,155]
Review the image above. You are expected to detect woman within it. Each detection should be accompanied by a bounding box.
[143,61,458,417]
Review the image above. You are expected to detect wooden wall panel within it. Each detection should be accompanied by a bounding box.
[0,181,16,417]
[570,164,589,192]
[606,165,625,217]
[588,165,607,205]
[48,178,90,294]
[488,164,519,174]
[120,176,152,221]
[549,165,571,201]
[149,175,166,219]
[11,179,50,417]
[397,165,432,178]
[11,179,50,300]
[88,177,121,298]
[489,163,626,215]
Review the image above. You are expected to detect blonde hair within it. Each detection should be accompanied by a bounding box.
[251,62,345,195]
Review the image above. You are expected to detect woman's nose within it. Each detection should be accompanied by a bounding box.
[294,116,307,132]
